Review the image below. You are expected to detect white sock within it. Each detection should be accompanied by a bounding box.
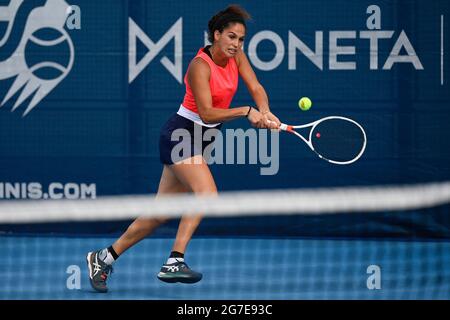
[166,257,184,264]
[98,248,116,265]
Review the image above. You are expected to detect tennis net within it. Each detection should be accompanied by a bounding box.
[0,182,449,300]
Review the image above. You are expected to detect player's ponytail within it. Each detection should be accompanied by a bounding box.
[207,5,251,43]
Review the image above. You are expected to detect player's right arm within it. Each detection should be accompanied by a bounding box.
[188,58,266,128]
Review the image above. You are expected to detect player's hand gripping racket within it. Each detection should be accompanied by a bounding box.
[272,116,367,165]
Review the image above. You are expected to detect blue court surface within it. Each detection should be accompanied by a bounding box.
[1,236,449,300]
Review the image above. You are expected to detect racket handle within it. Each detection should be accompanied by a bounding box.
[266,120,290,131]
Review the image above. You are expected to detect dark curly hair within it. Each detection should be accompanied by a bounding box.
[207,5,251,43]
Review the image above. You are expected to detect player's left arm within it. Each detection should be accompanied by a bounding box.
[235,49,281,128]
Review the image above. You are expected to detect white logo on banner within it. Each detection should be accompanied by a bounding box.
[129,17,183,84]
[0,0,75,116]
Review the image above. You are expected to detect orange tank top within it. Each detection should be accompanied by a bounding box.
[182,47,239,114]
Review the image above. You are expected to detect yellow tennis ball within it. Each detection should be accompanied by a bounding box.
[299,97,312,111]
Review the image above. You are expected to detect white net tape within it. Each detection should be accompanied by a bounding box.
[1,181,450,223]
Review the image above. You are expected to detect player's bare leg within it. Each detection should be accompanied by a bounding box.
[157,155,217,283]
[87,166,188,292]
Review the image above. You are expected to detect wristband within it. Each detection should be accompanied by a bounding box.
[246,106,252,117]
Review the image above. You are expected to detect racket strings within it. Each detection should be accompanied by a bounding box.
[311,119,365,163]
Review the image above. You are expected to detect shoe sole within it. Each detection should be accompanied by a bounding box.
[157,272,202,284]
[86,252,108,293]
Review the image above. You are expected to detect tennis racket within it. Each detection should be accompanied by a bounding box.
[273,116,367,165]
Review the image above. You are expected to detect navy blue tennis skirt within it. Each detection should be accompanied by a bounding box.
[159,113,222,165]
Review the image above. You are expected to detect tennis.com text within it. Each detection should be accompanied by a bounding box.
[0,182,97,200]
[171,127,279,176]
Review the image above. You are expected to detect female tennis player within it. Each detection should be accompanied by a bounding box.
[87,5,281,292]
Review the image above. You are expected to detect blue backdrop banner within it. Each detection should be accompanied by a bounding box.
[0,0,449,237]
